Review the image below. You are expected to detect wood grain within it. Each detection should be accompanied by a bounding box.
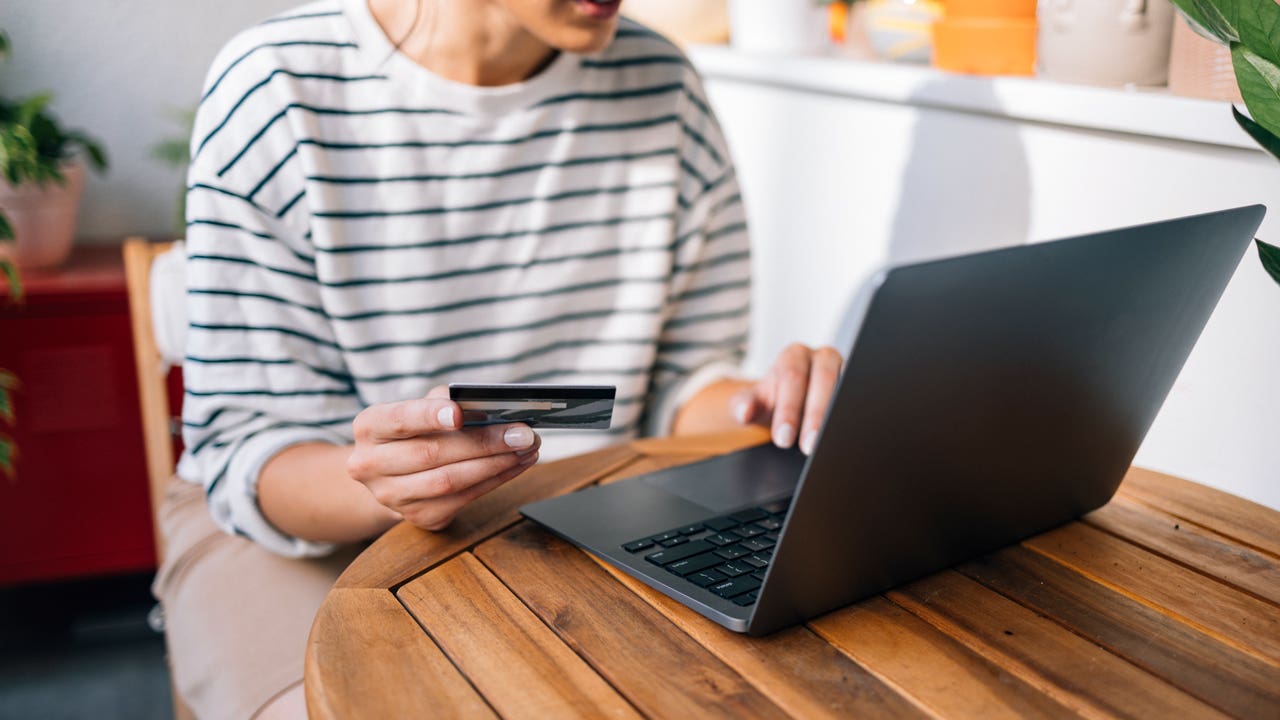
[305,588,495,720]
[335,442,639,590]
[890,570,1231,719]
[630,427,771,457]
[1024,522,1280,665]
[960,546,1280,719]
[590,556,927,720]
[122,238,177,562]
[399,554,640,720]
[1084,495,1280,606]
[811,596,1076,719]
[476,523,790,719]
[1117,468,1280,559]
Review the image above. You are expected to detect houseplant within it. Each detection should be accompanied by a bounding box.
[0,29,108,272]
[0,29,108,481]
[1167,0,1280,285]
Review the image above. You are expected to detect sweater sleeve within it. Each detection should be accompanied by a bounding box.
[178,32,360,558]
[644,68,752,436]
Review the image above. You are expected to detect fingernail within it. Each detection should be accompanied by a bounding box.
[773,423,796,449]
[800,430,817,455]
[733,400,750,424]
[437,406,455,428]
[504,425,534,449]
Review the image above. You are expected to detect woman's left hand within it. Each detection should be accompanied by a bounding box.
[733,344,844,455]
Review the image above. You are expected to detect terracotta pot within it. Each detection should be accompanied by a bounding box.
[0,162,84,269]
[1038,0,1175,86]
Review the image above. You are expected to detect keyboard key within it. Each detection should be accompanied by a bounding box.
[735,524,766,538]
[645,540,714,566]
[677,524,704,535]
[703,516,739,532]
[659,536,688,548]
[741,555,768,569]
[723,560,754,576]
[765,531,780,541]
[710,576,761,599]
[762,499,790,515]
[714,545,750,560]
[757,517,782,531]
[740,537,775,552]
[729,508,770,524]
[752,570,767,581]
[666,553,723,577]
[649,531,681,544]
[687,570,727,587]
[705,532,742,547]
[622,539,654,553]
[732,591,759,606]
[714,562,750,578]
[753,550,773,561]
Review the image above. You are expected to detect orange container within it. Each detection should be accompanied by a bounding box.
[932,18,1037,75]
[945,0,1037,19]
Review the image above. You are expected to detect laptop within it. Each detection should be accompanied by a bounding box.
[521,205,1266,635]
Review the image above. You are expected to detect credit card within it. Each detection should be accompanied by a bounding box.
[449,383,616,429]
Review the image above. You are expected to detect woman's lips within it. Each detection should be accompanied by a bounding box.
[573,0,621,21]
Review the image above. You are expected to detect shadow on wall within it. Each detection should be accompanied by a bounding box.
[834,77,1033,350]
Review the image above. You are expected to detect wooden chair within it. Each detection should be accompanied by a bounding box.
[122,237,195,720]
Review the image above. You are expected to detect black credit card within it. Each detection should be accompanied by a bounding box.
[448,383,616,429]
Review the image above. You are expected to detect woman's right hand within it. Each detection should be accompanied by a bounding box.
[346,386,541,531]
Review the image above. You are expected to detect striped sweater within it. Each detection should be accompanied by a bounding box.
[180,0,751,557]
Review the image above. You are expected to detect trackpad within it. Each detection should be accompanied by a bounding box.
[642,444,805,512]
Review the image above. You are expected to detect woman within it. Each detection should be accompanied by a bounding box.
[158,0,842,717]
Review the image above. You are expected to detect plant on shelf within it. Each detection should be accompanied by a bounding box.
[1169,0,1280,286]
[0,28,108,291]
[151,107,196,236]
[0,28,109,482]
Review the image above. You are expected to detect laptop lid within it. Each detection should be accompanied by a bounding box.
[747,205,1265,634]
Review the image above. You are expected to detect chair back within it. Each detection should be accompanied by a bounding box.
[123,238,180,560]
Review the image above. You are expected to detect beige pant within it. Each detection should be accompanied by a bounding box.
[151,478,365,720]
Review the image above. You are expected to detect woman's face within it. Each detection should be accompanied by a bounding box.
[499,0,623,53]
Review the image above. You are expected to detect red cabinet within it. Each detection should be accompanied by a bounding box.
[0,245,157,585]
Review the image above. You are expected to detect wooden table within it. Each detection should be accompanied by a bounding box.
[305,429,1280,719]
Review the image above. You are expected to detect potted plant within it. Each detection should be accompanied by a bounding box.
[0,29,108,482]
[1167,0,1280,285]
[0,29,108,272]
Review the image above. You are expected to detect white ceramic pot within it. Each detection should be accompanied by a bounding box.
[1038,0,1176,86]
[728,0,830,54]
[0,162,84,269]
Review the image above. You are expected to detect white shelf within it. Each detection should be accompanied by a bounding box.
[686,44,1255,151]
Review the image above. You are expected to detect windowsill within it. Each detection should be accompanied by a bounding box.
[686,44,1254,151]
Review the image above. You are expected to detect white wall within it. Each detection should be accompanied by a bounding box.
[698,61,1280,510]
[0,0,300,239]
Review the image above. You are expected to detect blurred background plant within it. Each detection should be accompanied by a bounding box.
[151,107,195,235]
[1169,0,1280,285]
[0,27,109,481]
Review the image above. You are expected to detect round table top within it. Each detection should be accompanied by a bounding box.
[305,429,1280,719]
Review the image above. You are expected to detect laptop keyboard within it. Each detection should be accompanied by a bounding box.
[619,501,789,607]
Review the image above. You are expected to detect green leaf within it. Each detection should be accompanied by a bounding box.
[0,385,13,425]
[0,259,22,304]
[1168,0,1239,45]
[0,212,11,241]
[1233,43,1280,140]
[0,435,15,483]
[1232,0,1280,68]
[15,92,52,127]
[1232,105,1280,161]
[0,30,10,60]
[1258,239,1280,288]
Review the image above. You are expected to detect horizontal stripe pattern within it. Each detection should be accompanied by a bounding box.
[179,4,750,557]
